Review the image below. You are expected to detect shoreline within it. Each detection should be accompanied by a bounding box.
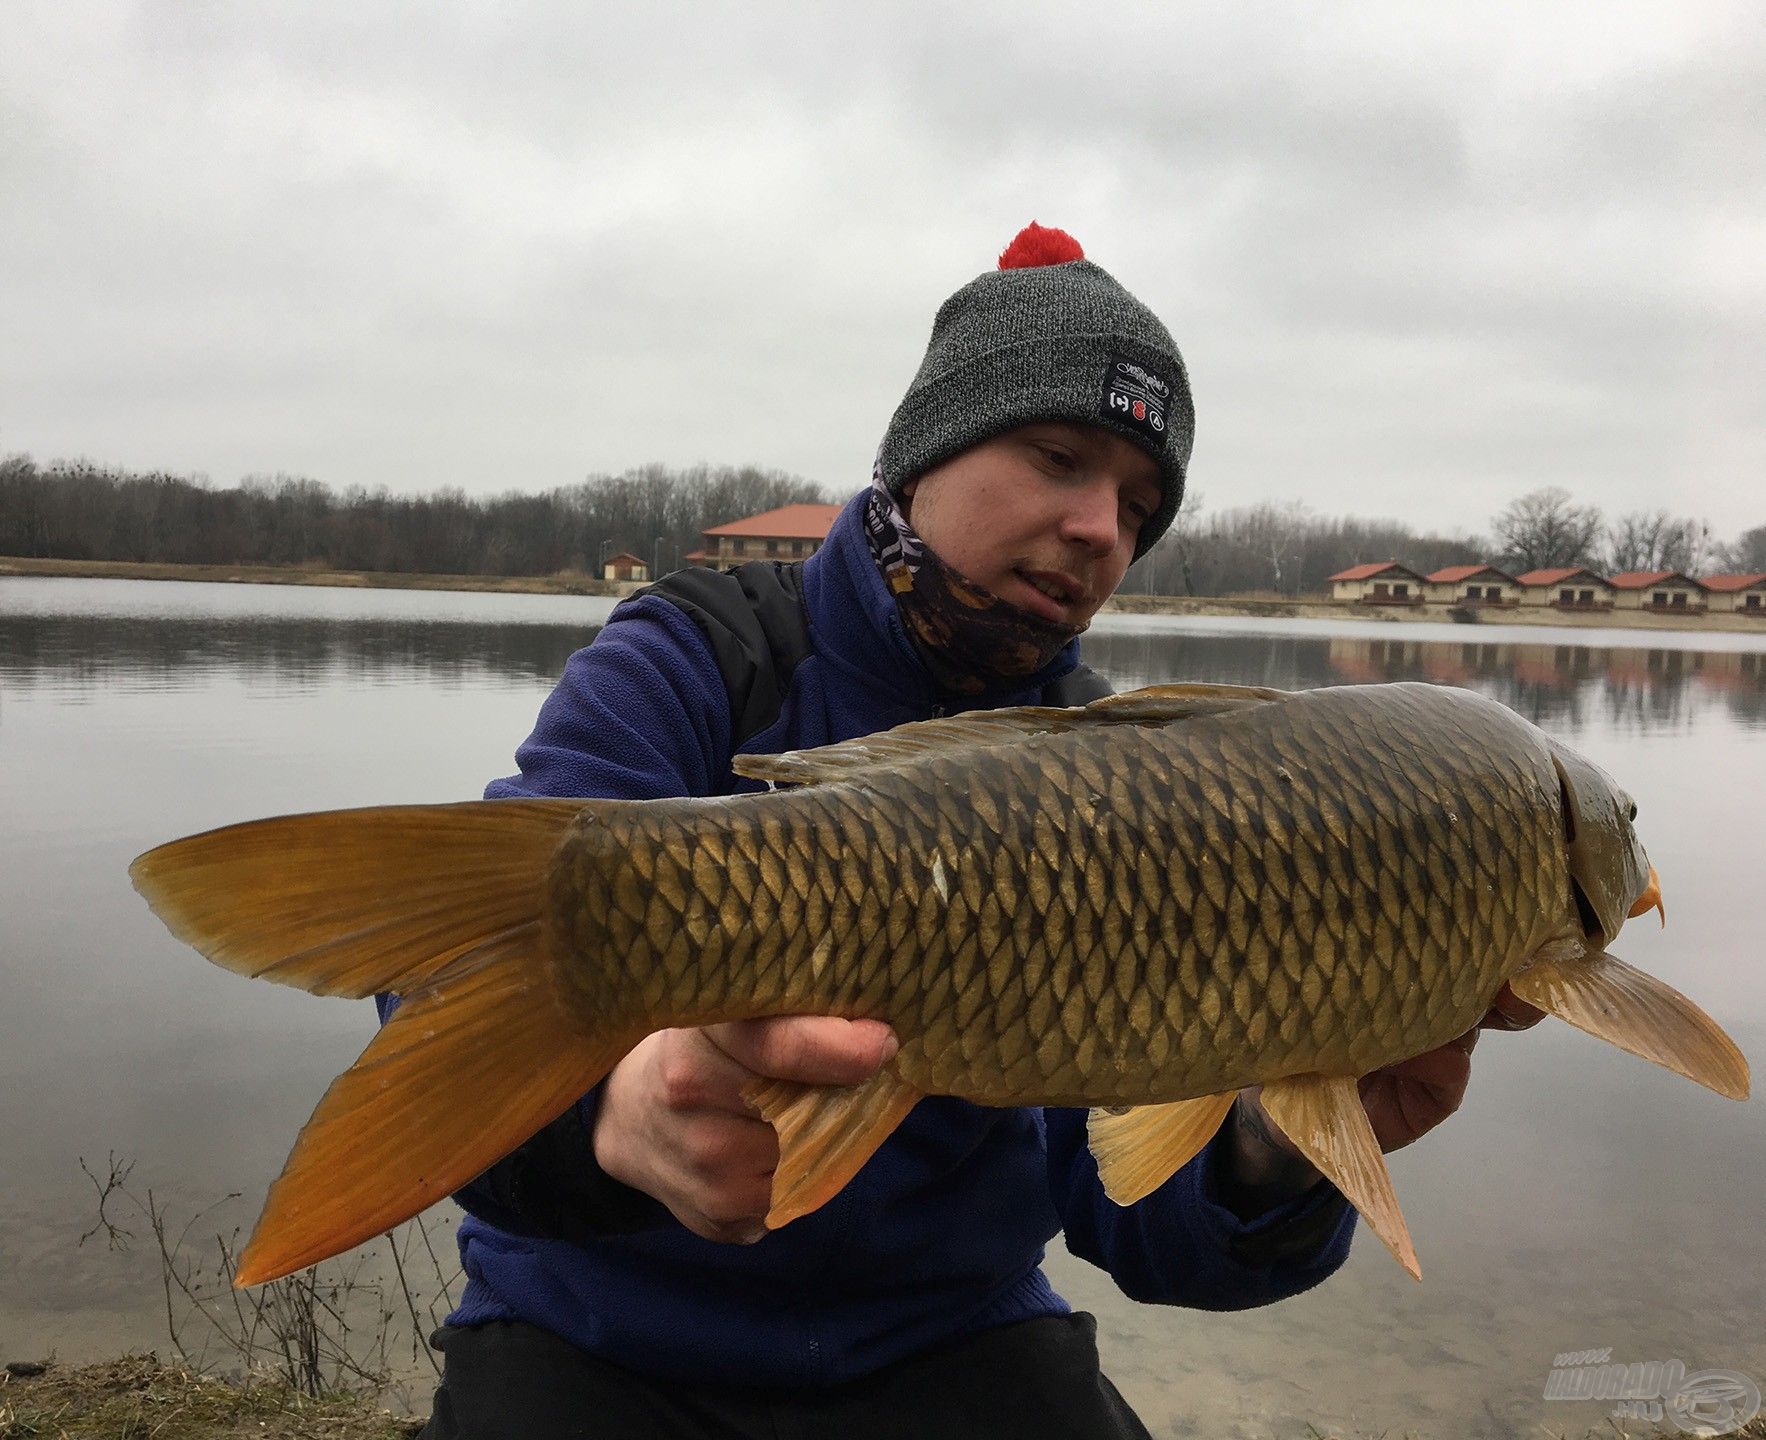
[3,554,1763,634]
[4,1354,1759,1440]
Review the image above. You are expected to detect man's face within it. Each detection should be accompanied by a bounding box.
[901,422,1161,630]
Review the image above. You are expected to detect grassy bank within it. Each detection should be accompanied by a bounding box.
[4,555,1763,633]
[0,555,629,598]
[0,1356,419,1439]
[6,1355,1761,1439]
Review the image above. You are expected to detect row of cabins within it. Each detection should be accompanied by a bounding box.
[602,510,1766,618]
[1329,563,1766,615]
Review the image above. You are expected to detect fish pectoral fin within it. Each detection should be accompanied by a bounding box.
[1087,1092,1238,1205]
[129,799,587,997]
[1081,683,1289,723]
[1508,948,1749,1100]
[744,1065,922,1228]
[235,927,635,1287]
[1258,1073,1420,1282]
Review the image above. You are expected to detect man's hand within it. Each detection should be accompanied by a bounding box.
[1228,982,1549,1206]
[593,1017,898,1244]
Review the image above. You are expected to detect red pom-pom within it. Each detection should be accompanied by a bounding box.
[997,222,1084,270]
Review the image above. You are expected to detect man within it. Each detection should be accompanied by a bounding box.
[414,223,1539,1438]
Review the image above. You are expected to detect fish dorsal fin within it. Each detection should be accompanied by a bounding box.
[731,683,1287,788]
[1508,947,1750,1100]
[1089,1092,1238,1205]
[744,1064,923,1228]
[1258,1073,1421,1281]
[1083,682,1289,722]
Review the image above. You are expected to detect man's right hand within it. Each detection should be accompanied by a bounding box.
[592,1017,898,1243]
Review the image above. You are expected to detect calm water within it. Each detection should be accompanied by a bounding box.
[2,576,1761,1437]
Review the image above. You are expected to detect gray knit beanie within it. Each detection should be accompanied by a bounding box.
[879,222,1193,559]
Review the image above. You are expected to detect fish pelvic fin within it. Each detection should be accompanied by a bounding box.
[130,799,586,998]
[1259,1073,1421,1282]
[236,923,637,1286]
[744,1065,922,1229]
[1509,948,1750,1101]
[731,683,1286,788]
[1087,1092,1238,1205]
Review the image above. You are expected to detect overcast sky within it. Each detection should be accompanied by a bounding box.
[3,3,1761,541]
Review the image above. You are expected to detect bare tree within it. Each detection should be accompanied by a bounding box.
[1713,523,1766,573]
[1605,510,1713,574]
[1490,487,1604,571]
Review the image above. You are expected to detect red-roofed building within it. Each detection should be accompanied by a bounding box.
[1423,564,1521,606]
[693,503,844,567]
[1513,567,1615,610]
[601,550,650,583]
[1608,570,1707,613]
[1700,573,1766,614]
[1328,561,1428,604]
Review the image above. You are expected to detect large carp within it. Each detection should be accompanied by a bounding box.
[131,681,1748,1287]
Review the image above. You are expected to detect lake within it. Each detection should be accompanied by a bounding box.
[2,576,1761,1437]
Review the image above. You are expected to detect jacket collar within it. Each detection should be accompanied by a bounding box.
[801,490,1080,715]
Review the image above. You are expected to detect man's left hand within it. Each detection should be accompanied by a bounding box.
[1229,982,1549,1202]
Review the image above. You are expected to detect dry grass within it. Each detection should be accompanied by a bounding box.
[0,1356,420,1440]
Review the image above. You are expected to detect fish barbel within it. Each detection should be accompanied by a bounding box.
[130,681,1748,1287]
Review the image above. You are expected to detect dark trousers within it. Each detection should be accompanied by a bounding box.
[419,1312,1153,1439]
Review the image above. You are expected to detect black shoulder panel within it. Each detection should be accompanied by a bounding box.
[643,562,812,747]
[1044,662,1114,706]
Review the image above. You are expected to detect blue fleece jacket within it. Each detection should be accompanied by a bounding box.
[425,490,1354,1387]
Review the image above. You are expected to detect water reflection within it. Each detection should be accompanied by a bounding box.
[0,613,594,695]
[1081,628,1766,731]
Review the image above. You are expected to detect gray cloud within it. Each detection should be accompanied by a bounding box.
[1,2,1759,541]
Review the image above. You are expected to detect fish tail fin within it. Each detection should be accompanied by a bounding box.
[129,799,587,997]
[129,800,640,1285]
[236,924,637,1285]
[1509,947,1750,1101]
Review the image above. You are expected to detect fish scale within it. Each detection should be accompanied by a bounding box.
[545,683,1569,1108]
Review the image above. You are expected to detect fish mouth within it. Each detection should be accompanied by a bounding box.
[1571,864,1664,947]
[1628,865,1665,926]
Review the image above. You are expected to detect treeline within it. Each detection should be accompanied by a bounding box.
[1133,499,1483,597]
[3,456,1759,597]
[1133,487,1765,597]
[0,456,828,578]
[1486,486,1764,576]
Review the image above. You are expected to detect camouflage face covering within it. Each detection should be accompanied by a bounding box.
[863,456,1083,696]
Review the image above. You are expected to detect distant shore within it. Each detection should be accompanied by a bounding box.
[4,554,1762,634]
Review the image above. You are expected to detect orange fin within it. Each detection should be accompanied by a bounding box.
[744,1066,922,1228]
[1088,1092,1238,1205]
[1259,1073,1420,1281]
[235,925,634,1286]
[1509,948,1749,1101]
[130,800,585,997]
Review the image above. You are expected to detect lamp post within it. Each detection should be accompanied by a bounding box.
[598,538,612,580]
[653,536,665,583]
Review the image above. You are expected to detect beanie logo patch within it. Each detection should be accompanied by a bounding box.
[1100,355,1169,449]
